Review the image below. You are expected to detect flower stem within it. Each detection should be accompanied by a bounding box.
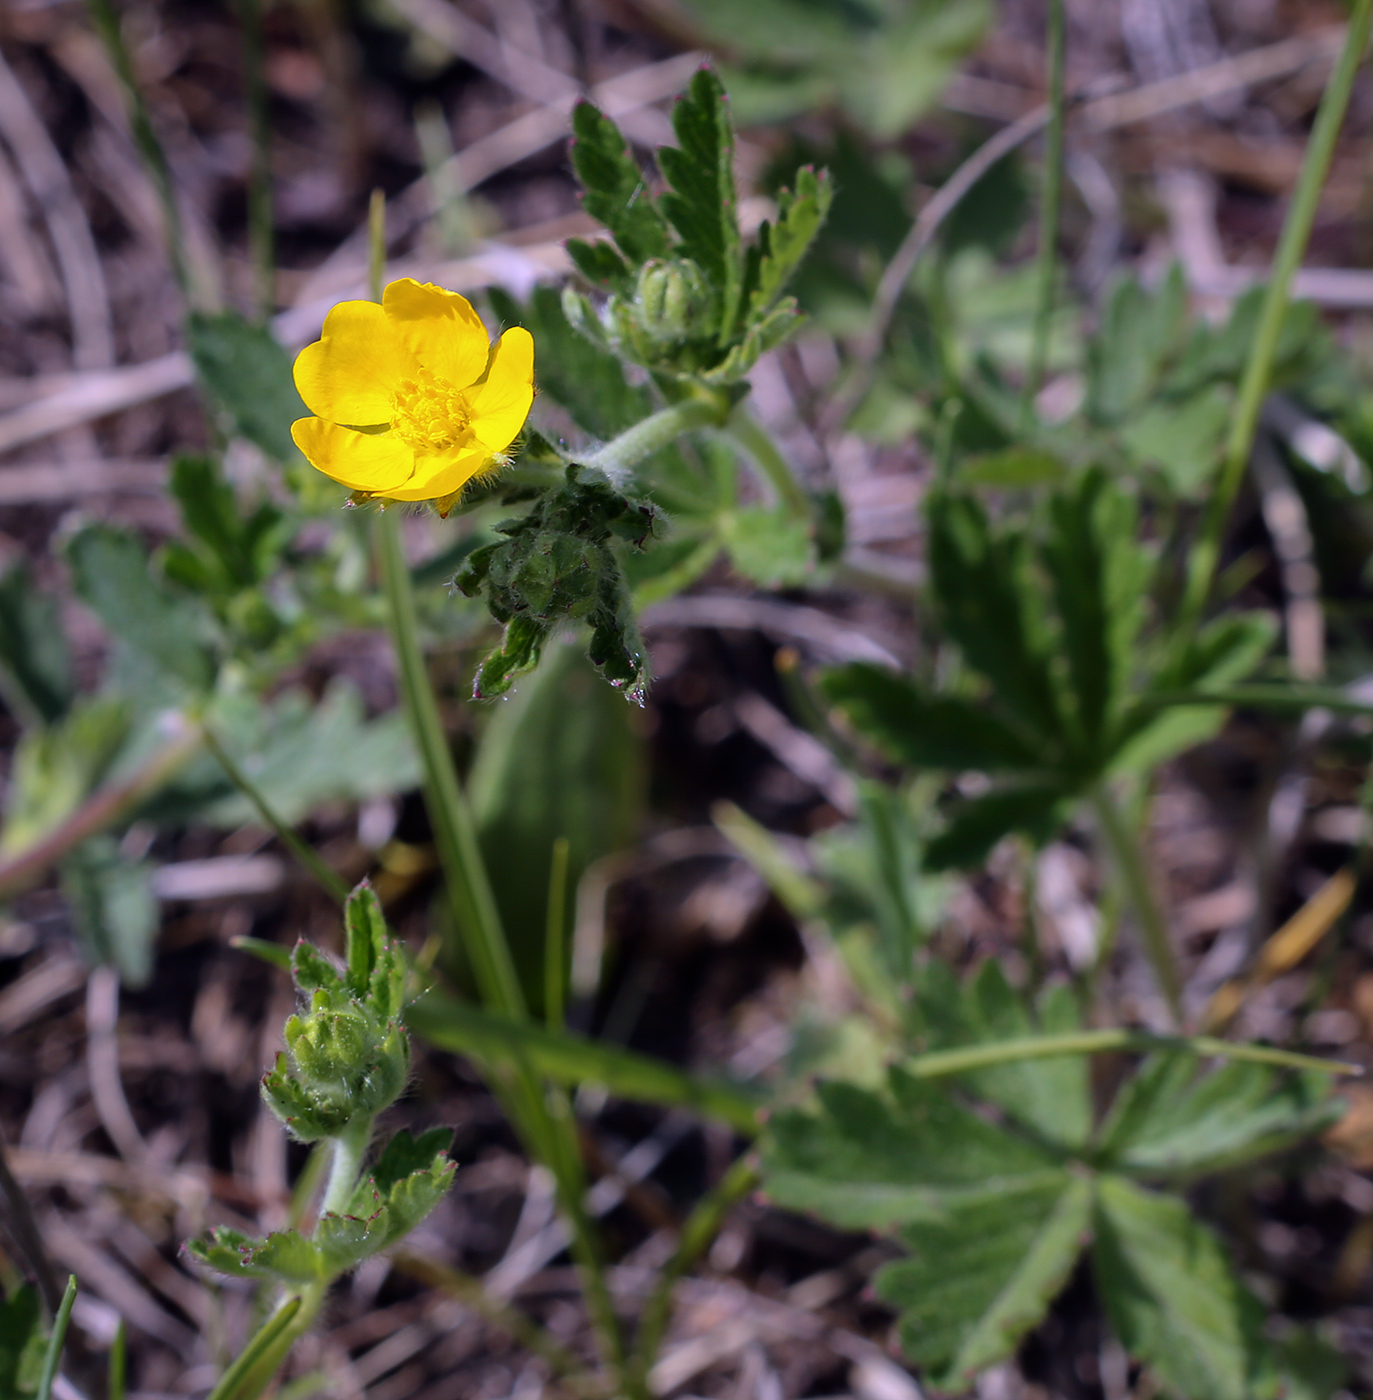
[376,510,526,1018]
[202,725,349,904]
[725,406,810,520]
[1090,783,1183,1027]
[1177,0,1373,638]
[1020,0,1066,430]
[321,1114,373,1216]
[584,398,727,486]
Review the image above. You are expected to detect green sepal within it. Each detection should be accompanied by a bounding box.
[456,466,661,700]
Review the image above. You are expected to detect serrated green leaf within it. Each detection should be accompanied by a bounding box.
[191,682,421,828]
[927,492,1063,744]
[822,664,1042,772]
[954,966,1092,1151]
[658,67,742,343]
[370,1128,454,1192]
[1085,267,1188,425]
[570,103,671,267]
[66,525,217,700]
[0,696,130,855]
[0,563,73,727]
[189,1225,323,1284]
[163,455,291,595]
[488,286,651,439]
[1041,469,1151,765]
[924,782,1070,871]
[724,504,814,585]
[187,309,307,463]
[565,237,633,290]
[1098,1057,1340,1179]
[761,1068,1061,1231]
[745,166,833,321]
[879,1172,1092,1387]
[60,837,157,987]
[292,939,342,993]
[1093,1175,1269,1400]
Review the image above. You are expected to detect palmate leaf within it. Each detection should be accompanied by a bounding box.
[569,101,671,269]
[822,663,1042,772]
[878,1173,1093,1389]
[743,166,834,323]
[917,964,1092,1152]
[762,1069,1061,1231]
[1093,1177,1273,1400]
[1040,469,1151,765]
[927,492,1062,744]
[1097,1055,1340,1179]
[657,67,742,343]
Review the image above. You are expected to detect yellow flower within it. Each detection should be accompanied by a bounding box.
[291,278,534,512]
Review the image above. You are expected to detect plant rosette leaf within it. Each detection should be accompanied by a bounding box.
[760,968,1341,1393]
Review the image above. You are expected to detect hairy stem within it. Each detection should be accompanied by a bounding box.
[1091,784,1183,1027]
[1021,0,1066,428]
[377,510,526,1017]
[584,398,727,486]
[320,1115,374,1216]
[1178,0,1373,637]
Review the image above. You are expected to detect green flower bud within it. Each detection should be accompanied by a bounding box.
[260,883,413,1142]
[634,258,709,345]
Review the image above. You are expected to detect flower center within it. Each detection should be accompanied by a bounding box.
[390,369,472,452]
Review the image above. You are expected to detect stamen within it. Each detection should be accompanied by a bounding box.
[390,367,472,452]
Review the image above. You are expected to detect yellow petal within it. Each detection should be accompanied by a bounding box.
[466,327,535,452]
[293,300,414,424]
[291,418,416,492]
[382,279,491,389]
[382,446,494,502]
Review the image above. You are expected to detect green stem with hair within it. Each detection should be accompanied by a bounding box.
[585,398,728,485]
[1177,0,1373,639]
